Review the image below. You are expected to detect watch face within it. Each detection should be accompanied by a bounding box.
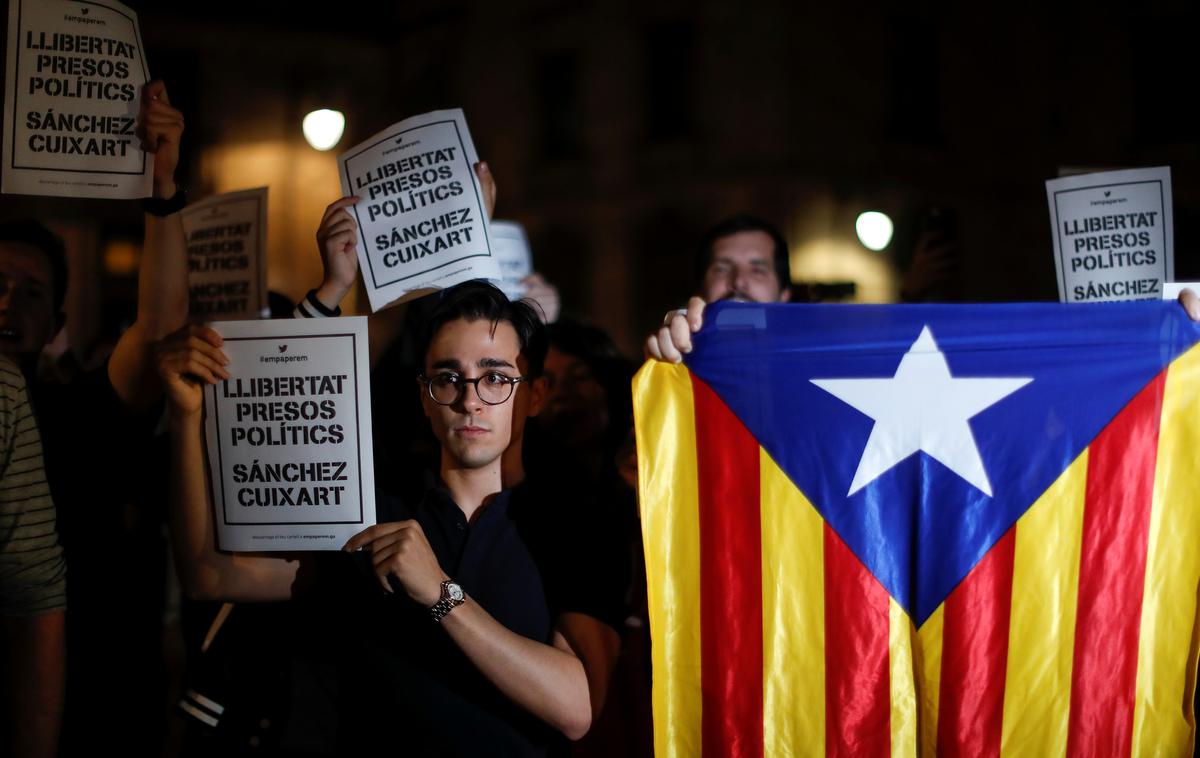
[448,583,464,602]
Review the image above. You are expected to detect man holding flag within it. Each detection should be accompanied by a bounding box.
[638,282,1200,756]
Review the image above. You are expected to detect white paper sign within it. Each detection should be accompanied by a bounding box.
[338,108,499,312]
[488,220,532,300]
[1046,166,1173,303]
[3,0,152,198]
[203,317,375,551]
[1161,282,1199,300]
[181,187,268,321]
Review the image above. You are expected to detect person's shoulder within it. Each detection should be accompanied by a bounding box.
[509,467,590,520]
[0,357,26,407]
[517,428,595,508]
[0,357,32,425]
[0,353,28,389]
[0,355,23,385]
[510,473,630,633]
[508,472,621,563]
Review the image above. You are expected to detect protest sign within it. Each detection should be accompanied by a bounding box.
[203,317,375,551]
[3,0,152,198]
[1046,166,1173,303]
[488,220,532,300]
[338,108,498,311]
[181,187,268,320]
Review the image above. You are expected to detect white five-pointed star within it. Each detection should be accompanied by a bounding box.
[811,326,1031,497]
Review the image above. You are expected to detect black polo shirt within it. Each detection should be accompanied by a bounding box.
[321,472,627,757]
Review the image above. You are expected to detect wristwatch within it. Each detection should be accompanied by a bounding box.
[429,579,466,622]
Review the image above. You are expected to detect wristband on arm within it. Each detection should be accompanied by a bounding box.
[141,188,189,217]
[295,289,341,319]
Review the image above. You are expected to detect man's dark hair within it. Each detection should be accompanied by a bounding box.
[696,214,791,295]
[419,281,548,377]
[0,219,69,317]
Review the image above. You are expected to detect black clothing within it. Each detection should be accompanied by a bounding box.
[322,473,627,757]
[30,366,168,758]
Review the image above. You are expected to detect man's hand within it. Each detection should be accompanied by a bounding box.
[136,80,185,200]
[344,521,449,606]
[645,296,706,363]
[154,324,229,417]
[313,196,362,311]
[475,161,496,220]
[522,272,561,323]
[1178,288,1200,322]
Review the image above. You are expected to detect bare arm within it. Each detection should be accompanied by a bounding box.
[439,604,618,740]
[109,80,190,410]
[311,196,362,312]
[3,611,65,758]
[159,325,302,602]
[345,521,619,739]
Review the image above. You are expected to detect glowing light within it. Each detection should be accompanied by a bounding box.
[302,109,345,151]
[855,211,894,251]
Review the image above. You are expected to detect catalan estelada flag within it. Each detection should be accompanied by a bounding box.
[632,301,1200,757]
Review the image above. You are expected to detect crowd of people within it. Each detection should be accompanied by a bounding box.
[2,80,1199,758]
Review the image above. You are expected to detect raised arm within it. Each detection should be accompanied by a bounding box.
[306,196,362,315]
[157,324,303,602]
[108,80,190,409]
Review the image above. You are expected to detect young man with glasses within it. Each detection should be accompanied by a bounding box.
[157,281,624,755]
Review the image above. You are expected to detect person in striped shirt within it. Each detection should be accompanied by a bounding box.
[0,355,65,758]
[0,79,190,754]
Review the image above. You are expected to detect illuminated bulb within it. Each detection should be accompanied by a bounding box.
[855,211,894,251]
[302,109,345,151]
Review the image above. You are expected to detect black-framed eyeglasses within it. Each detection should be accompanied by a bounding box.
[418,371,530,406]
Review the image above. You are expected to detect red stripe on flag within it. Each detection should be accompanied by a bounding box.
[692,376,764,758]
[936,528,1016,758]
[1066,373,1164,757]
[824,524,891,757]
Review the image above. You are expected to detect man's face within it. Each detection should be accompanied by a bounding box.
[0,242,58,362]
[700,230,790,304]
[420,317,546,471]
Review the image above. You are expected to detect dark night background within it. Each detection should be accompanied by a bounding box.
[4,1,1199,354]
[4,4,1200,756]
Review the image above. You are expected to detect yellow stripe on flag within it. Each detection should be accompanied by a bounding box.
[1000,452,1088,756]
[1131,344,1200,755]
[915,605,944,756]
[759,449,825,756]
[890,599,918,757]
[633,362,703,758]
